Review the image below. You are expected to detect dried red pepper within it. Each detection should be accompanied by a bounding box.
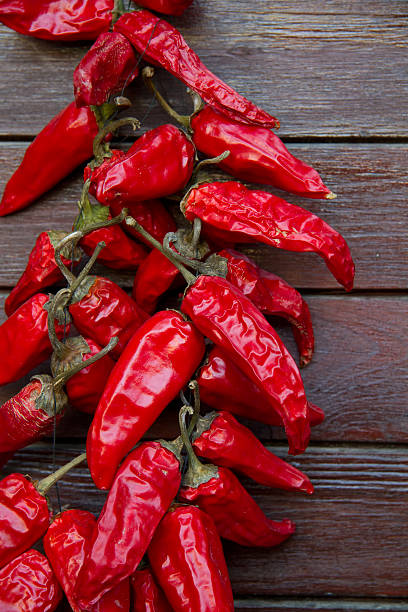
[192,410,313,494]
[0,0,118,41]
[132,248,181,313]
[0,549,62,611]
[0,293,67,387]
[198,345,325,428]
[0,102,99,216]
[219,248,314,367]
[183,181,355,291]
[43,509,131,612]
[74,31,138,107]
[0,453,86,570]
[87,309,205,489]
[135,0,193,16]
[132,566,172,612]
[87,124,195,206]
[178,406,295,547]
[75,441,182,607]
[148,504,234,612]
[4,231,82,317]
[114,10,278,128]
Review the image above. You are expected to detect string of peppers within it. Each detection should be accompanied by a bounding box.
[0,1,355,610]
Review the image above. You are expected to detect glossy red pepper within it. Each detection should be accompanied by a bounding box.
[191,105,334,198]
[0,1,115,41]
[87,124,195,206]
[132,248,181,313]
[75,441,181,607]
[131,567,172,612]
[198,345,325,428]
[181,275,312,455]
[114,10,278,128]
[43,509,131,612]
[0,454,86,570]
[74,31,138,107]
[87,310,205,489]
[0,549,62,611]
[0,293,67,387]
[4,231,82,317]
[192,410,313,494]
[219,248,314,367]
[183,181,355,291]
[135,0,193,16]
[0,103,99,216]
[148,504,234,612]
[68,275,149,360]
[110,199,177,245]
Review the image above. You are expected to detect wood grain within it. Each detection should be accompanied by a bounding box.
[3,443,408,599]
[0,143,407,290]
[0,1,407,138]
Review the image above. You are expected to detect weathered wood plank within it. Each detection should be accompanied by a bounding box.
[0,293,406,444]
[0,1,407,137]
[3,444,408,598]
[0,142,407,290]
[234,600,408,611]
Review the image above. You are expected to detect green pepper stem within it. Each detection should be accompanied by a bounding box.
[47,289,72,357]
[36,452,87,496]
[188,380,201,433]
[179,405,204,471]
[142,67,190,130]
[125,216,196,285]
[93,117,140,161]
[54,232,83,285]
[52,337,118,390]
[192,150,230,178]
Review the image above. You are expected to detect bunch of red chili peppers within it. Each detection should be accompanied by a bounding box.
[0,1,355,609]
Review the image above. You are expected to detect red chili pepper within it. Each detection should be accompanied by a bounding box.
[114,10,278,128]
[192,410,314,494]
[43,509,131,612]
[0,454,86,570]
[0,293,67,387]
[0,550,62,611]
[87,124,195,206]
[131,566,172,612]
[148,504,234,612]
[198,345,325,428]
[181,275,312,454]
[75,441,182,607]
[183,181,355,291]
[74,31,138,107]
[219,248,314,367]
[135,0,193,16]
[0,1,115,41]
[110,199,177,245]
[0,103,99,216]
[132,248,181,313]
[178,406,295,547]
[4,231,82,317]
[87,310,205,489]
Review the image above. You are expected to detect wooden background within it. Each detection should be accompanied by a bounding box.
[0,1,407,610]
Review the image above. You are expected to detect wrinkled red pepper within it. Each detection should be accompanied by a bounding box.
[4,231,82,317]
[192,410,313,494]
[75,441,181,607]
[135,0,193,16]
[132,247,181,313]
[111,199,177,245]
[131,566,172,612]
[219,248,314,367]
[43,509,131,612]
[0,0,117,41]
[181,275,312,454]
[87,124,195,206]
[114,10,278,128]
[87,310,205,489]
[148,504,234,612]
[183,181,355,291]
[74,31,138,107]
[0,549,62,611]
[0,103,99,216]
[198,345,325,428]
[0,454,86,570]
[0,293,67,387]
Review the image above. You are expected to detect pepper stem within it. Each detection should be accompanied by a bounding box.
[47,289,71,357]
[52,337,118,390]
[192,150,230,179]
[54,232,82,285]
[188,380,201,433]
[142,67,190,130]
[179,405,204,471]
[112,0,126,24]
[36,452,87,496]
[93,117,140,161]
[125,216,196,285]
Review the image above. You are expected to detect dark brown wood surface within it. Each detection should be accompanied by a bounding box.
[0,2,407,610]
